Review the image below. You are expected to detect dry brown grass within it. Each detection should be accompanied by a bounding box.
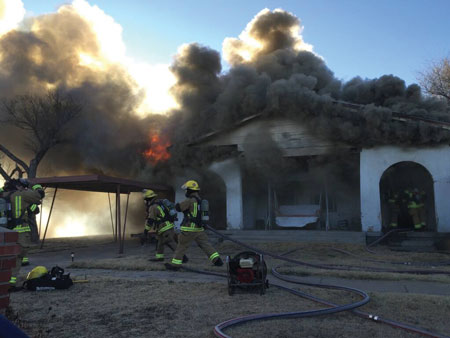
[68,240,450,283]
[28,236,114,254]
[8,277,450,338]
[9,236,450,337]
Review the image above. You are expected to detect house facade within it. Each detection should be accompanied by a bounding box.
[174,116,450,233]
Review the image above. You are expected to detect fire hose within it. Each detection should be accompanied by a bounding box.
[205,226,450,275]
[191,225,450,338]
[181,263,370,338]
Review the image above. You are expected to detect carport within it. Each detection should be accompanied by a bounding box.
[29,175,173,253]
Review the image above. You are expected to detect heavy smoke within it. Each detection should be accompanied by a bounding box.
[167,8,450,172]
[1,4,449,235]
[0,0,169,236]
[161,8,450,214]
[0,1,163,177]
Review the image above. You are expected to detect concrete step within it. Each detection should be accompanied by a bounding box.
[399,239,435,247]
[389,246,438,253]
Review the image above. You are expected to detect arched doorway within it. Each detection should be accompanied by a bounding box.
[379,161,436,231]
[199,171,227,230]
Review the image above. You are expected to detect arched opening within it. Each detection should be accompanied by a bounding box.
[199,171,227,230]
[379,161,436,231]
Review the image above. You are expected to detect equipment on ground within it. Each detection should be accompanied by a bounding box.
[226,251,268,296]
[23,266,73,291]
[26,266,48,280]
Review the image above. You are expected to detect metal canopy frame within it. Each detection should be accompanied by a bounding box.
[30,175,172,254]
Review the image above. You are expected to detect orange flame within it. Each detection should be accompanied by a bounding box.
[143,132,171,165]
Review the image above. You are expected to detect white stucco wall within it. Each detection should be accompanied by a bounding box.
[360,145,450,233]
[209,158,243,229]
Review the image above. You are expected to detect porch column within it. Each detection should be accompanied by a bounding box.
[360,151,382,232]
[209,158,243,229]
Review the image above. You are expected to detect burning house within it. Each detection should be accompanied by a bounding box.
[173,110,450,234]
[1,4,449,239]
[163,10,450,235]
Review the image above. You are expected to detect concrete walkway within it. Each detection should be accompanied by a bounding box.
[21,240,450,297]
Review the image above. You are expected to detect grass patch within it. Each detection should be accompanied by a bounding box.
[60,239,450,283]
[28,235,114,254]
[8,277,450,338]
[277,265,450,283]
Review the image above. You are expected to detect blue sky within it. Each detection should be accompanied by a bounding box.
[22,0,450,86]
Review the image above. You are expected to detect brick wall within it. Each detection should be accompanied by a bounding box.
[0,228,20,313]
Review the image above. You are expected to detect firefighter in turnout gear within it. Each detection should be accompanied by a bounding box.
[143,189,187,263]
[165,180,223,271]
[18,178,38,266]
[404,188,426,230]
[387,190,400,229]
[8,183,45,290]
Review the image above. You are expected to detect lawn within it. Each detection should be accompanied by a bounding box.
[7,236,450,338]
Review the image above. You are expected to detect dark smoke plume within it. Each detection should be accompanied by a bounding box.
[0,4,163,178]
[0,2,167,236]
[167,8,449,167]
[1,5,449,235]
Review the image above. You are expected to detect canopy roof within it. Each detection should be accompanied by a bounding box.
[29,174,171,194]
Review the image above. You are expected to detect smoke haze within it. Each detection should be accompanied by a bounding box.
[1,3,449,236]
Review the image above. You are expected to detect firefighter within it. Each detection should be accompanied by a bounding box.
[165,180,223,271]
[387,190,400,229]
[404,188,425,231]
[414,188,427,230]
[143,189,187,263]
[17,178,39,266]
[8,183,45,290]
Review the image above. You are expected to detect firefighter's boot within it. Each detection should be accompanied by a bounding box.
[182,255,189,263]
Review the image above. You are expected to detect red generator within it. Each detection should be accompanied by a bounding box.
[226,251,268,295]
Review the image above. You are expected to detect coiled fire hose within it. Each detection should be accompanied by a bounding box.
[195,225,450,338]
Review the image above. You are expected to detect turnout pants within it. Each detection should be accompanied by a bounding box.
[10,231,32,286]
[171,231,219,266]
[388,204,400,228]
[409,208,423,230]
[155,228,177,259]
[418,205,426,228]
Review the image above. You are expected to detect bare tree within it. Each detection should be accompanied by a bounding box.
[0,153,23,181]
[418,56,450,103]
[0,91,82,242]
[0,90,82,180]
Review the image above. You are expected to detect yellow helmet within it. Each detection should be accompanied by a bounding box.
[143,189,157,199]
[181,180,200,191]
[26,266,48,280]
